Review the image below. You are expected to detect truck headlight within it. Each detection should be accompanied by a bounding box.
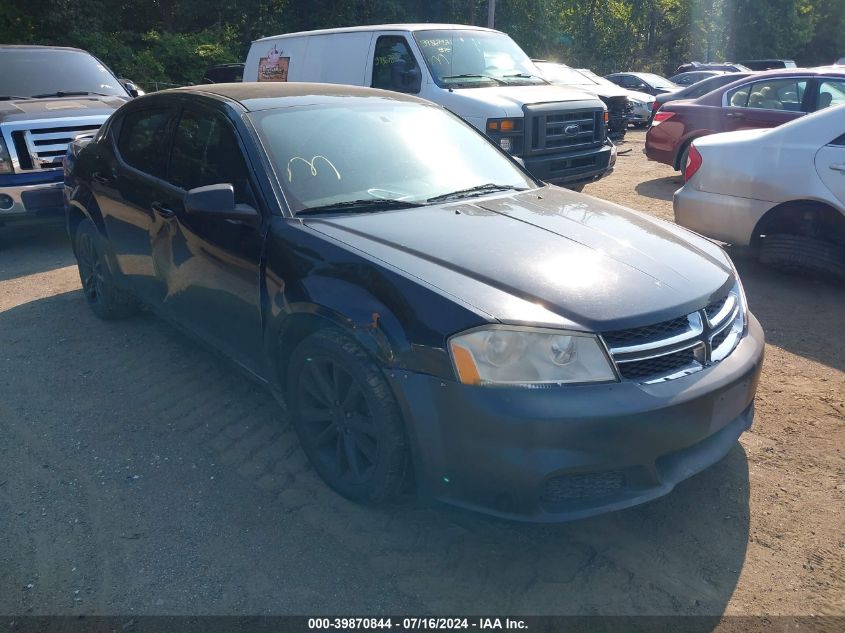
[448,326,617,386]
[486,117,523,155]
[0,136,12,174]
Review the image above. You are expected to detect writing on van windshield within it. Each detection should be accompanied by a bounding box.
[258,44,289,82]
[286,156,342,182]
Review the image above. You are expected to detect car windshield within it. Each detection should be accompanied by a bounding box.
[638,73,676,89]
[536,63,596,86]
[251,102,536,214]
[0,49,128,98]
[413,29,547,88]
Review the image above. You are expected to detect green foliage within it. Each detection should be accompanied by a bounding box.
[3,0,843,87]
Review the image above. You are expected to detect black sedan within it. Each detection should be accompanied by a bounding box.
[64,83,764,521]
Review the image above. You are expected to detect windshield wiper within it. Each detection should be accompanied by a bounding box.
[296,198,424,216]
[426,183,526,203]
[441,74,507,86]
[502,73,549,83]
[30,91,109,99]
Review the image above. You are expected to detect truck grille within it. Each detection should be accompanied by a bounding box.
[1,116,107,172]
[523,101,605,156]
[602,286,744,383]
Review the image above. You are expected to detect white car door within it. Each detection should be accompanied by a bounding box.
[815,132,845,206]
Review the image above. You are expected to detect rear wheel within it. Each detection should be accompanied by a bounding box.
[286,328,409,504]
[74,218,139,319]
[759,234,845,280]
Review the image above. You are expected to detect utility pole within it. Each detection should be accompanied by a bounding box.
[487,0,496,28]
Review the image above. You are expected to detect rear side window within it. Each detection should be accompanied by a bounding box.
[818,80,845,110]
[371,36,421,93]
[730,78,807,111]
[117,109,171,177]
[168,109,254,205]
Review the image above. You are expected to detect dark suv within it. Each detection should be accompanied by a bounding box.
[64,83,764,522]
[0,46,134,227]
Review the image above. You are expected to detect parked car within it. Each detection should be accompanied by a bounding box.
[0,45,134,228]
[739,59,797,71]
[651,72,752,117]
[675,62,750,74]
[667,70,728,86]
[202,63,244,84]
[575,68,655,127]
[244,24,615,191]
[533,61,630,140]
[64,83,763,522]
[605,72,679,96]
[674,104,845,278]
[646,67,845,171]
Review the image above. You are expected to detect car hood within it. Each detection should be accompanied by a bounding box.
[444,84,604,119]
[625,90,654,103]
[303,186,734,332]
[546,81,630,100]
[0,96,126,124]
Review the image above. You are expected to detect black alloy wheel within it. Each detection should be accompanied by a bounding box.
[74,218,138,319]
[287,328,408,503]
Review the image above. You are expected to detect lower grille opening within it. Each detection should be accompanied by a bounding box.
[541,471,626,507]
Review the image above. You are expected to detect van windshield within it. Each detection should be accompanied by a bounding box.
[251,102,536,214]
[0,48,129,99]
[413,30,548,88]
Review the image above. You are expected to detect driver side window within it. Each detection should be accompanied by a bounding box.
[372,36,421,94]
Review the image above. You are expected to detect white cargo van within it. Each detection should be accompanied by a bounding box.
[244,24,615,190]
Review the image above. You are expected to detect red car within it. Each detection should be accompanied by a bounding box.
[646,67,845,171]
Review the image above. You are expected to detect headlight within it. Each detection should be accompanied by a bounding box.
[448,326,617,386]
[486,117,523,155]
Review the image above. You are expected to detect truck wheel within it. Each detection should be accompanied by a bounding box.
[759,234,845,280]
[286,328,409,504]
[74,218,139,319]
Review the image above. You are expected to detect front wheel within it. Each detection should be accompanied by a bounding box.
[759,234,845,280]
[74,218,139,320]
[286,328,409,504]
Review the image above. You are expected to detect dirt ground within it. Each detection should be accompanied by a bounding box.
[1,129,843,621]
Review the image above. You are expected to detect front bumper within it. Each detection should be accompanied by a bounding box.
[674,185,773,247]
[389,314,764,522]
[0,171,65,224]
[523,143,614,188]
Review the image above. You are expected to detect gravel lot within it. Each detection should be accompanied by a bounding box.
[1,130,843,619]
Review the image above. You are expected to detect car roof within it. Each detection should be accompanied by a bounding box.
[161,82,430,111]
[254,23,498,43]
[0,44,90,53]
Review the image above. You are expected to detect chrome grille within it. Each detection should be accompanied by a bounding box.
[523,101,605,156]
[602,287,743,384]
[1,115,107,172]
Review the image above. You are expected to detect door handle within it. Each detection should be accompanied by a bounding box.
[829,163,845,173]
[92,171,112,185]
[151,201,175,218]
[725,112,745,118]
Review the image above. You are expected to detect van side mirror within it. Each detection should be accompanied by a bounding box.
[185,184,260,227]
[120,79,143,98]
[391,60,422,93]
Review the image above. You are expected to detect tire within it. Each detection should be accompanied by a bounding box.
[74,218,139,319]
[678,144,691,177]
[286,328,409,504]
[759,234,845,280]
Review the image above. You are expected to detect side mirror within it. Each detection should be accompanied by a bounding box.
[185,184,260,227]
[120,79,143,98]
[391,60,422,93]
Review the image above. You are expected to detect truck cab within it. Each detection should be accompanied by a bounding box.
[244,24,615,190]
[0,45,132,227]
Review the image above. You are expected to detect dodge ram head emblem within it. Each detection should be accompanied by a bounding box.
[564,124,580,136]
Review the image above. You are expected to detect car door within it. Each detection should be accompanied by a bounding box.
[722,77,808,132]
[152,103,266,372]
[97,105,177,304]
[815,131,845,207]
